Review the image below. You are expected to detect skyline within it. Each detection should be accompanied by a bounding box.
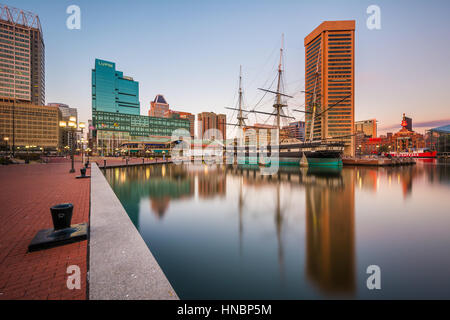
[8,0,450,136]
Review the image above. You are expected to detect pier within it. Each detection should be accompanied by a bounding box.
[342,157,416,166]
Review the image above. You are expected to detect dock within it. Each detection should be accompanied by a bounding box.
[342,157,416,166]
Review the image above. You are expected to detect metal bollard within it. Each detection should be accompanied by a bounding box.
[104,159,106,168]
[50,203,73,230]
[142,158,145,164]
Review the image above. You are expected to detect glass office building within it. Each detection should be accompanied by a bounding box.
[92,59,140,115]
[93,110,190,155]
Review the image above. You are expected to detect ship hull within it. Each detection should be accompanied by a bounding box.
[304,151,343,167]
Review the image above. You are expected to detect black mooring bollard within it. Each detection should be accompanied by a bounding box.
[50,203,73,230]
[80,167,86,177]
[104,159,106,168]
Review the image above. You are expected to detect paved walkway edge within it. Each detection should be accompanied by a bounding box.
[89,163,178,300]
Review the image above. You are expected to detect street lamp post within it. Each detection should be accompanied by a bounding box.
[59,117,85,173]
[3,137,9,155]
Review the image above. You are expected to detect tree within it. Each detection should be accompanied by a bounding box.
[378,145,390,153]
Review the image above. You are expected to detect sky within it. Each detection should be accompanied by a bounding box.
[8,0,450,136]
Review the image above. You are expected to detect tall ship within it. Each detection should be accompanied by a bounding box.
[225,36,345,167]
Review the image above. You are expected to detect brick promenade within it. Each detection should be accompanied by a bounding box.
[0,158,89,300]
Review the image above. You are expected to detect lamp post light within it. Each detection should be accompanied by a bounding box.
[59,117,85,173]
[3,137,9,155]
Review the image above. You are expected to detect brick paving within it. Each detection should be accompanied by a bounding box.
[0,159,89,300]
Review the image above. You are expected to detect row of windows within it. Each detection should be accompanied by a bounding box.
[329,54,351,58]
[306,37,321,55]
[328,38,351,42]
[329,50,351,54]
[328,33,351,38]
[0,34,29,44]
[0,47,30,56]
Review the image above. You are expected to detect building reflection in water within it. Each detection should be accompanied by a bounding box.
[105,164,229,225]
[305,167,356,297]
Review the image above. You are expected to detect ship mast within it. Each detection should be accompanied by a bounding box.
[256,34,293,131]
[237,65,245,129]
[308,41,322,143]
[274,34,284,131]
[225,35,295,132]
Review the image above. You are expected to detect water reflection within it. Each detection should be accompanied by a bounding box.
[305,168,355,296]
[104,159,450,299]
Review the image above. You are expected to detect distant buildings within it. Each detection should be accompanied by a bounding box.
[197,112,226,141]
[283,121,305,141]
[401,113,412,131]
[304,20,355,156]
[390,114,424,152]
[426,125,450,155]
[360,114,425,154]
[149,95,169,118]
[48,103,78,148]
[149,95,195,138]
[355,119,377,138]
[243,123,278,145]
[92,59,140,115]
[0,4,45,105]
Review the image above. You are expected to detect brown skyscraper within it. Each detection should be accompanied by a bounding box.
[148,94,169,117]
[197,112,226,141]
[304,20,355,156]
[0,5,45,105]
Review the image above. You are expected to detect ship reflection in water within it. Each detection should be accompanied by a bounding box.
[105,160,450,299]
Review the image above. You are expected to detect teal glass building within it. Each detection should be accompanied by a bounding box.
[92,59,140,115]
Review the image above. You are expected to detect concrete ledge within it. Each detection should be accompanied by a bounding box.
[89,163,178,300]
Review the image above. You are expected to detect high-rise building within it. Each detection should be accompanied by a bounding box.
[401,113,412,131]
[149,95,169,118]
[0,98,60,150]
[92,59,140,115]
[0,4,45,105]
[243,123,277,145]
[47,103,78,148]
[197,112,226,141]
[283,121,306,141]
[355,119,377,138]
[47,103,77,119]
[304,20,355,156]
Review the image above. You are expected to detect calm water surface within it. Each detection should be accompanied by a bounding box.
[104,160,450,299]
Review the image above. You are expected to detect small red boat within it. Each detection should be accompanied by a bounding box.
[388,148,437,158]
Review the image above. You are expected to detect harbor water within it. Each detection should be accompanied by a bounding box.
[104,159,450,299]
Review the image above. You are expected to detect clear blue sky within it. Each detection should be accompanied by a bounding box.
[9,0,450,135]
